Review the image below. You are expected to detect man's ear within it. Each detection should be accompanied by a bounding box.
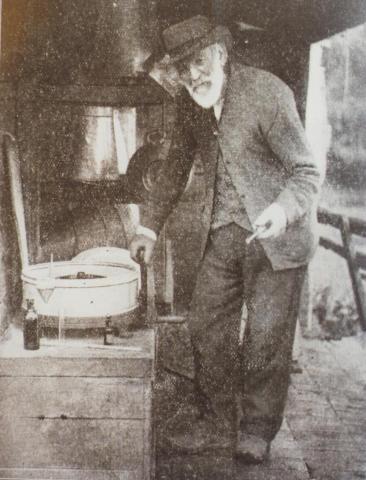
[216,43,228,66]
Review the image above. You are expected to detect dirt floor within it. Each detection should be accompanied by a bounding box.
[153,328,366,480]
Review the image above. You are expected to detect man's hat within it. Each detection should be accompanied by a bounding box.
[145,15,233,71]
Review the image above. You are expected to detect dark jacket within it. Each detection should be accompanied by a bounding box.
[144,63,321,270]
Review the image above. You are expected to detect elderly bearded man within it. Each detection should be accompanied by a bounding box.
[130,15,320,463]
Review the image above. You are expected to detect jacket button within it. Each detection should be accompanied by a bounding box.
[213,130,219,136]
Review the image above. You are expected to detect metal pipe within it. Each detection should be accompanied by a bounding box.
[3,133,30,269]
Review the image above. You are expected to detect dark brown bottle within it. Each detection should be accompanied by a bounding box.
[23,299,40,350]
[104,316,113,346]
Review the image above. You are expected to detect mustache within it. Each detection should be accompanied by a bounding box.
[190,79,210,90]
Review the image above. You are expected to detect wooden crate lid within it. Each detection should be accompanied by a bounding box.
[0,326,155,378]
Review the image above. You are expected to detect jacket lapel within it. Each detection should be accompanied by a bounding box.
[217,64,243,166]
[190,65,243,195]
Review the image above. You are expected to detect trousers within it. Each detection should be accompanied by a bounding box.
[188,223,306,441]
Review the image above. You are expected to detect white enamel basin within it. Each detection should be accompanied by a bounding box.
[21,261,139,319]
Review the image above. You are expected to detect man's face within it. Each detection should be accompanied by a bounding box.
[175,44,226,109]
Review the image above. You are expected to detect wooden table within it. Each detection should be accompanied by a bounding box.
[0,327,155,480]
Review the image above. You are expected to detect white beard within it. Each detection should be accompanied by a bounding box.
[185,62,225,109]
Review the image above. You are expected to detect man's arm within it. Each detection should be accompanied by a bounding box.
[129,95,197,262]
[263,83,321,226]
[142,102,197,235]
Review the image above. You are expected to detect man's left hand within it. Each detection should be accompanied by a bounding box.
[253,203,287,239]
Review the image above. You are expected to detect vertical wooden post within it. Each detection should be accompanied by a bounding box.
[0,84,20,335]
[0,0,2,66]
[340,215,366,330]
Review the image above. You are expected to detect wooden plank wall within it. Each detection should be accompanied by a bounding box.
[0,81,21,336]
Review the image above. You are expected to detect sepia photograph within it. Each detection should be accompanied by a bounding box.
[0,1,366,479]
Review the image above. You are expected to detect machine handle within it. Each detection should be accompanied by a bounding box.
[136,246,146,264]
[136,246,157,327]
[137,247,148,325]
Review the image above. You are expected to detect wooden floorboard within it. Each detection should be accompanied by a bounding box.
[286,333,366,480]
[156,332,366,479]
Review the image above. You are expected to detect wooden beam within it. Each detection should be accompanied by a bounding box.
[318,207,366,238]
[340,215,366,331]
[224,0,366,43]
[319,236,346,259]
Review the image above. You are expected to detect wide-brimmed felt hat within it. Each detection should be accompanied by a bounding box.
[144,15,233,71]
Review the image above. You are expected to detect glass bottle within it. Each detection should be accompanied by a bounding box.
[104,316,113,346]
[23,299,40,350]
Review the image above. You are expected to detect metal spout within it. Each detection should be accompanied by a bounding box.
[36,278,56,304]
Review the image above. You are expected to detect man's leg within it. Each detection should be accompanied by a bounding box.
[189,224,247,426]
[239,246,306,444]
[166,224,246,451]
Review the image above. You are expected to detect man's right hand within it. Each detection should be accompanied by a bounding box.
[129,234,156,264]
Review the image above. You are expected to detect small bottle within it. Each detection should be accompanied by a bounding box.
[23,299,40,350]
[104,316,113,346]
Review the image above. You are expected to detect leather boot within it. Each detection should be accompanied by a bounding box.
[164,406,233,454]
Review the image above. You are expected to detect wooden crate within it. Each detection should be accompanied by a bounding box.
[0,328,155,480]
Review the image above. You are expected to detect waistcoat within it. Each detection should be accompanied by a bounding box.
[209,106,252,232]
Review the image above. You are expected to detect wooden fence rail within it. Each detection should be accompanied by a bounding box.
[318,207,366,330]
